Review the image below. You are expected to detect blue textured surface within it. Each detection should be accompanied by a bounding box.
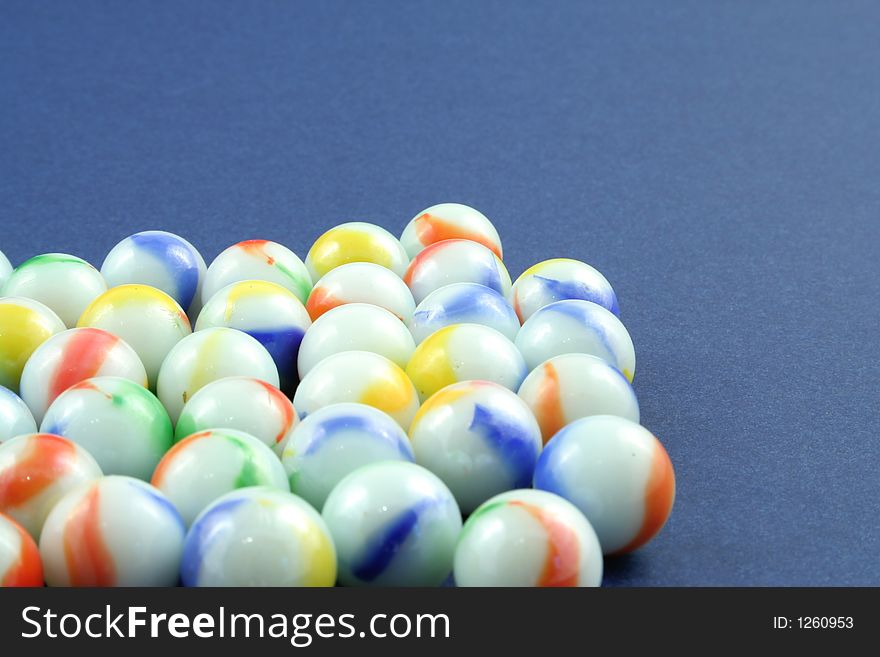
[2,0,879,585]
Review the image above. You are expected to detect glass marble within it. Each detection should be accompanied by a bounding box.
[78,284,192,389]
[403,239,512,305]
[518,353,640,444]
[454,489,603,587]
[175,376,298,457]
[195,280,311,393]
[196,280,312,392]
[400,203,503,260]
[39,476,184,586]
[409,381,542,514]
[511,258,619,323]
[201,239,312,306]
[1,253,107,328]
[281,402,415,510]
[306,222,410,281]
[533,415,676,555]
[0,433,103,539]
[408,282,520,344]
[306,262,416,322]
[306,221,409,281]
[405,323,527,402]
[155,327,279,425]
[181,487,336,587]
[0,297,66,393]
[0,512,43,587]
[294,350,419,430]
[297,303,415,378]
[19,327,148,425]
[515,299,636,381]
[151,428,288,526]
[40,376,174,480]
[0,386,37,444]
[101,231,207,316]
[322,461,462,586]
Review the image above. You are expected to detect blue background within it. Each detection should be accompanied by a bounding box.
[2,0,878,586]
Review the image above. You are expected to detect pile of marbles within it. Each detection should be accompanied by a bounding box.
[0,203,675,588]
